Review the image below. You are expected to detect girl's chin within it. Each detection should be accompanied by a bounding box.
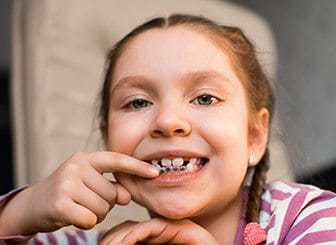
[132,189,208,220]
[148,208,197,220]
[144,201,203,220]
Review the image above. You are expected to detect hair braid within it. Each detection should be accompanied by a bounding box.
[246,149,270,224]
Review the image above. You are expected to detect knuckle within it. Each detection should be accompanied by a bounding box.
[53,197,68,217]
[63,162,80,175]
[58,179,73,195]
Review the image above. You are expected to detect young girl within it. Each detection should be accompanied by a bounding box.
[1,14,336,245]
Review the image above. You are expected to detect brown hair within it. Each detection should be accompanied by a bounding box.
[100,14,275,224]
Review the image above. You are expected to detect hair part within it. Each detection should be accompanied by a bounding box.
[100,14,275,224]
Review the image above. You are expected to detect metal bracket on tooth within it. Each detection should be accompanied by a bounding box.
[159,165,187,174]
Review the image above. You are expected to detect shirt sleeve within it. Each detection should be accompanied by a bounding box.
[264,181,336,244]
[0,186,29,206]
[25,229,103,245]
[0,188,104,244]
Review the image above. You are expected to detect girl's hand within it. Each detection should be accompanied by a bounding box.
[99,218,219,245]
[0,152,159,236]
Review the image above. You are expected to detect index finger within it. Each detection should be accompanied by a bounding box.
[121,219,177,244]
[87,151,160,178]
[121,219,216,245]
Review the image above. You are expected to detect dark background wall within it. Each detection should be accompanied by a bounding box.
[0,0,13,195]
[233,0,336,191]
[1,1,336,194]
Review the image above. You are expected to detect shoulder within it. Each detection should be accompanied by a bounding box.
[263,180,335,207]
[259,181,336,244]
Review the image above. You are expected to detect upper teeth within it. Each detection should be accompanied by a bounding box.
[161,158,172,167]
[172,157,184,167]
[150,157,198,167]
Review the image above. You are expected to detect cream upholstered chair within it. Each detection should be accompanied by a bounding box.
[11,0,293,230]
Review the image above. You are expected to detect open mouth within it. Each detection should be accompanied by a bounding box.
[146,157,209,174]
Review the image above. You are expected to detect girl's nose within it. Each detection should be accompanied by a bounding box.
[150,106,191,138]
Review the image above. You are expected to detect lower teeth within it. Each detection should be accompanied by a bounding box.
[159,163,198,173]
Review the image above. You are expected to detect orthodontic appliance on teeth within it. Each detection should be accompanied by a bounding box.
[149,158,207,174]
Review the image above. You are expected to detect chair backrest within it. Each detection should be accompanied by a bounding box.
[11,0,292,230]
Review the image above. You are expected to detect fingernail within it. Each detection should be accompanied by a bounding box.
[149,166,160,175]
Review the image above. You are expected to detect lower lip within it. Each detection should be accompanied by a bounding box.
[148,162,208,186]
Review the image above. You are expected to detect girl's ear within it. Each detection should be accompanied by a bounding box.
[248,108,270,166]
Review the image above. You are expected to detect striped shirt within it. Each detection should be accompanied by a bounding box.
[261,181,336,244]
[1,181,336,244]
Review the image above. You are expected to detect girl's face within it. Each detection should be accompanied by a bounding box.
[107,26,267,220]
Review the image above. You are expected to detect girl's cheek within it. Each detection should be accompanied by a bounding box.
[108,118,148,153]
[199,114,248,149]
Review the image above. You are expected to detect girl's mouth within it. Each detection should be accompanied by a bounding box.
[144,157,209,186]
[146,157,209,174]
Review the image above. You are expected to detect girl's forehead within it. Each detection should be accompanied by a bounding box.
[113,26,241,86]
[121,26,221,58]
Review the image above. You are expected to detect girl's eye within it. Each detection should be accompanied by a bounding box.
[126,99,153,109]
[191,94,219,106]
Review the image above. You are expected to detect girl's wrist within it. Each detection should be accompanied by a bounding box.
[0,186,38,237]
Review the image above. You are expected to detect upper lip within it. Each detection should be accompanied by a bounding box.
[141,149,206,161]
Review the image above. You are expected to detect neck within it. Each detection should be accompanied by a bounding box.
[192,189,244,244]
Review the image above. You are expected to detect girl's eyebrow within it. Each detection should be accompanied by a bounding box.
[110,70,235,96]
[110,76,153,96]
[182,70,234,88]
